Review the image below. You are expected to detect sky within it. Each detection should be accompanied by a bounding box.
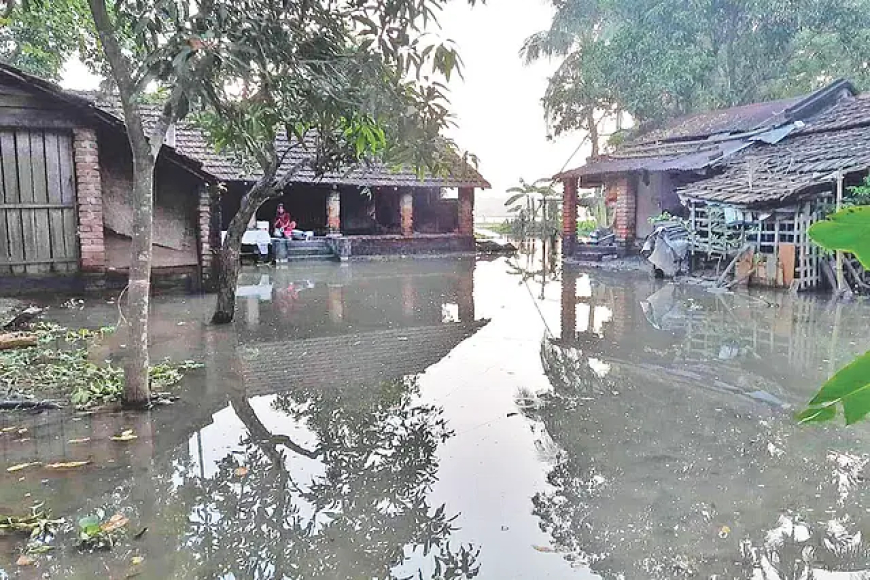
[436,0,585,199]
[60,0,586,205]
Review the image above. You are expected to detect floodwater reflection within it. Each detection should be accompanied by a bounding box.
[3,256,870,578]
[537,264,870,578]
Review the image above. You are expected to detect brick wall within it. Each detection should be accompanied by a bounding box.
[458,187,474,236]
[400,191,414,237]
[327,189,341,233]
[562,178,578,256]
[613,176,636,245]
[73,128,105,272]
[348,234,474,256]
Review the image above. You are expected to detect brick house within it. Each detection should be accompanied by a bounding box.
[557,80,856,257]
[0,64,217,291]
[0,62,489,292]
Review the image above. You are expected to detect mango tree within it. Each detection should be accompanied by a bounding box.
[19,0,477,403]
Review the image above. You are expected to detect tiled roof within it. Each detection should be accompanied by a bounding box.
[796,92,870,134]
[678,123,870,206]
[79,92,490,188]
[556,80,856,181]
[555,140,729,179]
[0,62,489,189]
[632,96,804,145]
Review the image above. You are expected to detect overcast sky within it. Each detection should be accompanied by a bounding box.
[60,0,585,201]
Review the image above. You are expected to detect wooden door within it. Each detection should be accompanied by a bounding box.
[0,129,78,274]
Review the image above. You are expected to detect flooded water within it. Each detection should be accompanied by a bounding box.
[4,249,870,579]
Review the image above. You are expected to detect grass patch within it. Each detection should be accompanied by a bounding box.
[0,323,201,409]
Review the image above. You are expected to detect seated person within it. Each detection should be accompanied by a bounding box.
[273,204,297,238]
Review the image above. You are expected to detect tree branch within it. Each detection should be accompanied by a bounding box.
[86,0,135,100]
[149,83,186,158]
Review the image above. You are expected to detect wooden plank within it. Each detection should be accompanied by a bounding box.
[0,133,8,274]
[0,202,72,209]
[61,207,78,272]
[1,131,24,274]
[780,243,796,287]
[0,258,76,267]
[735,248,754,287]
[0,257,78,266]
[30,131,51,273]
[58,133,78,273]
[0,93,64,109]
[0,332,37,350]
[44,132,68,270]
[14,129,39,274]
[0,108,80,130]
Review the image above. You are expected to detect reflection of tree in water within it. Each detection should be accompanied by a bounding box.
[529,338,870,579]
[181,376,479,580]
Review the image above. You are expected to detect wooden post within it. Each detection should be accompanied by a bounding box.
[835,170,845,293]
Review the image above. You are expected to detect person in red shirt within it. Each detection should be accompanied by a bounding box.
[274,203,296,238]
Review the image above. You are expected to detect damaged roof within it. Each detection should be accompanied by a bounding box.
[555,80,856,181]
[679,94,870,207]
[0,62,489,189]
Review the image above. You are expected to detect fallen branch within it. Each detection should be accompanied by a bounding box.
[2,306,43,331]
[716,244,753,287]
[726,269,754,289]
[0,332,37,350]
[0,400,62,410]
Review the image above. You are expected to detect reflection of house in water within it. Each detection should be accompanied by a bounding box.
[557,264,863,391]
[533,266,870,579]
[0,260,486,539]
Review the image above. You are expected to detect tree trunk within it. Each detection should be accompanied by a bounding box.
[85,0,175,407]
[212,178,275,324]
[124,152,156,407]
[587,110,600,158]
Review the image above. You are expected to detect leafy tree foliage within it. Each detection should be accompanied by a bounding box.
[12,0,477,400]
[504,178,560,239]
[524,0,870,138]
[0,0,97,80]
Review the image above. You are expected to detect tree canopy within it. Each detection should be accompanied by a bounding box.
[524,0,870,140]
[4,0,480,396]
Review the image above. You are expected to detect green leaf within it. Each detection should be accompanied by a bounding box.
[794,405,836,424]
[808,206,870,269]
[798,350,870,425]
[808,350,870,406]
[504,193,525,206]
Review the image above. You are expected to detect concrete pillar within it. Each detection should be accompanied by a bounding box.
[400,191,413,237]
[562,177,578,256]
[73,128,105,272]
[458,187,474,236]
[327,188,341,234]
[613,176,636,247]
